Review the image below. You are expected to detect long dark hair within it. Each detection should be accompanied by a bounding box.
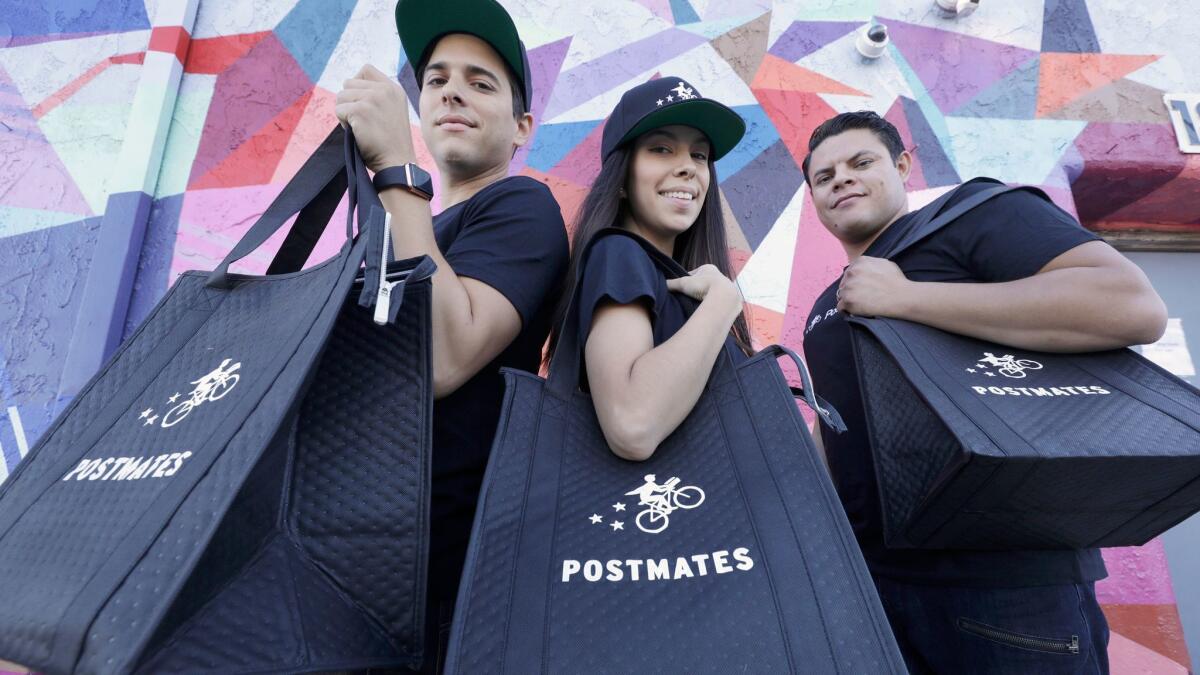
[544,143,753,365]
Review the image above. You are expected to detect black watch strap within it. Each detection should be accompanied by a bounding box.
[373,164,434,200]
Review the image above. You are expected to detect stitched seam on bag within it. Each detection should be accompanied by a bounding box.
[725,359,824,673]
[1074,356,1200,432]
[411,288,433,654]
[772,344,903,671]
[77,252,358,670]
[498,380,546,674]
[540,394,571,675]
[452,373,520,669]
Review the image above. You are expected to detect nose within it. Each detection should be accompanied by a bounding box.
[831,169,855,191]
[440,76,465,106]
[673,155,700,178]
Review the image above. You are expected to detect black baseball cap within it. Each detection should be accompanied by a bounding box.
[601,77,745,161]
[395,0,533,113]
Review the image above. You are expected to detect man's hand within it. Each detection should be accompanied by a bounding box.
[335,65,416,172]
[837,256,914,317]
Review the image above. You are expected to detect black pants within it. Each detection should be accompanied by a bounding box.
[874,577,1110,674]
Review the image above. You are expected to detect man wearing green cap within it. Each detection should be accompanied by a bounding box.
[335,0,567,670]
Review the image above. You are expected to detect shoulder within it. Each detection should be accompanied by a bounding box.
[458,176,568,253]
[467,175,561,213]
[584,234,660,279]
[947,177,1064,218]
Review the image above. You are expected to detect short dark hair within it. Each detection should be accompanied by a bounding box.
[416,41,526,119]
[802,111,905,182]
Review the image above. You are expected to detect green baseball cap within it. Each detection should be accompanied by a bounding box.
[395,0,532,112]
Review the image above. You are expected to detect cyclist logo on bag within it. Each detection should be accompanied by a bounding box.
[968,352,1043,379]
[137,359,242,429]
[625,474,705,534]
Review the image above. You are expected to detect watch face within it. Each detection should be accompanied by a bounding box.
[412,165,433,196]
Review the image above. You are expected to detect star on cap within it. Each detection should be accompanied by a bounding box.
[589,514,603,524]
[656,99,664,106]
[966,368,976,374]
[168,392,181,403]
[139,408,153,419]
[610,521,624,531]
[612,502,626,512]
[985,372,996,377]
[665,94,674,102]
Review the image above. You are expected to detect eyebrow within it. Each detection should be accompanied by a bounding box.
[812,150,879,178]
[423,62,502,85]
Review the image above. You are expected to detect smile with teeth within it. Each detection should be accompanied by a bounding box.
[660,191,695,201]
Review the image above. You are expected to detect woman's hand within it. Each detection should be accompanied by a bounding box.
[666,265,743,318]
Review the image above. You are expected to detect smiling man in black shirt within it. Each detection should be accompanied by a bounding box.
[800,112,1166,674]
[334,0,568,670]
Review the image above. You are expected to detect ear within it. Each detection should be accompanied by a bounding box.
[895,150,913,183]
[513,112,534,150]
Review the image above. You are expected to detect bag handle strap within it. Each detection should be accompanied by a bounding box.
[877,179,1053,261]
[765,344,847,433]
[205,126,372,288]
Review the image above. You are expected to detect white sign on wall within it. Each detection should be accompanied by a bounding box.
[1164,94,1200,153]
[1138,317,1197,378]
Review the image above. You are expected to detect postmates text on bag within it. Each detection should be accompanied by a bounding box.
[963,351,1113,397]
[560,474,757,583]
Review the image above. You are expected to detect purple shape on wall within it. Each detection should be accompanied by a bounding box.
[0,215,102,440]
[58,190,154,398]
[720,139,804,250]
[123,193,185,339]
[768,21,859,63]
[541,29,707,120]
[953,56,1040,120]
[1042,0,1101,54]
[1070,122,1187,224]
[514,36,573,171]
[0,0,149,41]
[900,97,960,187]
[188,34,313,186]
[888,21,1037,114]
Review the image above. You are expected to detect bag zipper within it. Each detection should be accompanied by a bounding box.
[956,617,1079,655]
[374,212,400,325]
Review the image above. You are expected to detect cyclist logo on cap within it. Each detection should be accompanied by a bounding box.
[671,82,697,101]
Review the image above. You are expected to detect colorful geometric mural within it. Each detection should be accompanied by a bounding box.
[1,0,1198,671]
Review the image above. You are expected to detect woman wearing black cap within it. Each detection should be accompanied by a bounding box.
[546,77,750,461]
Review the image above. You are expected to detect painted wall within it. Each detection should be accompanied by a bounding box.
[1,0,1198,671]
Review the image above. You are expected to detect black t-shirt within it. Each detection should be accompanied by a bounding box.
[428,176,568,602]
[802,178,1106,588]
[576,233,746,389]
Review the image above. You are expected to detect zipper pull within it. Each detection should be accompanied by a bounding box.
[374,283,393,325]
[1068,636,1080,655]
[373,211,394,325]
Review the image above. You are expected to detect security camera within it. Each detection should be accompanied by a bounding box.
[855,23,889,59]
[936,0,979,16]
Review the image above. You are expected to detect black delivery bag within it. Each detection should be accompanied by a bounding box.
[0,128,433,674]
[848,181,1200,550]
[445,229,905,674]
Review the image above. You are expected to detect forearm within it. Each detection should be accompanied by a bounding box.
[606,288,742,457]
[894,267,1166,352]
[378,188,479,396]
